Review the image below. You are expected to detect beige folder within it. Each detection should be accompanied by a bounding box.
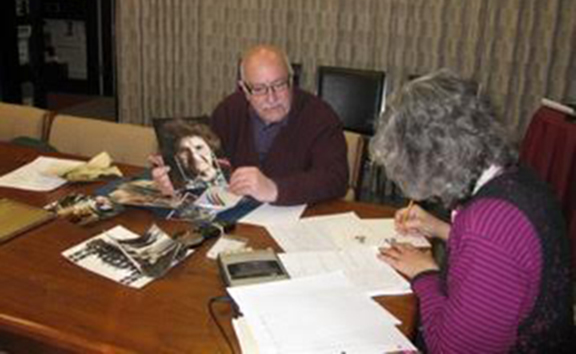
[0,198,55,244]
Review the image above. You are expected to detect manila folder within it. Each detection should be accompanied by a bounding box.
[0,198,55,244]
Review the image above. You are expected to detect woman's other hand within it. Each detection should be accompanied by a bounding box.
[378,244,439,279]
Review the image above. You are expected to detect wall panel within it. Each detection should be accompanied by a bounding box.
[116,0,576,138]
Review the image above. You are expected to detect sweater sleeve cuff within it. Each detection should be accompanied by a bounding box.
[411,269,441,292]
[271,178,288,205]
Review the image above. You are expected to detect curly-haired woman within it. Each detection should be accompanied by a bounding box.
[372,69,573,353]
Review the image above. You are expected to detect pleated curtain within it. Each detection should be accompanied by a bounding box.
[116,0,576,141]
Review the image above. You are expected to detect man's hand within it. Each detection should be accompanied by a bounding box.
[148,154,176,196]
[229,167,278,203]
[378,244,439,279]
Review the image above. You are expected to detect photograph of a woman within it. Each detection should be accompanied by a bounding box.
[154,118,229,192]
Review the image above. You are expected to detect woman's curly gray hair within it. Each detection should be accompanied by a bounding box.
[369,69,517,208]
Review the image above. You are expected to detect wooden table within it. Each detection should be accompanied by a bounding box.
[0,142,416,353]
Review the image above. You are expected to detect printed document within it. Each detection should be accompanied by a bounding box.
[266,213,430,253]
[0,156,83,191]
[279,248,411,296]
[266,212,378,252]
[363,218,431,248]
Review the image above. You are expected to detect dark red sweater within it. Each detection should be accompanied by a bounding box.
[210,88,348,205]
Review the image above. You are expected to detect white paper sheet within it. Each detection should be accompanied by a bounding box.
[239,203,306,227]
[279,248,411,296]
[206,235,248,260]
[0,156,83,191]
[228,272,415,354]
[362,218,431,248]
[265,212,379,252]
[232,316,261,354]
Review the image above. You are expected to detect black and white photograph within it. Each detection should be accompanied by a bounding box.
[62,224,194,288]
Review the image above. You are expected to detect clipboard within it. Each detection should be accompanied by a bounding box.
[0,198,56,244]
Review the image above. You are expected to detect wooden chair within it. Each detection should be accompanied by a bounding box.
[520,103,576,277]
[343,131,366,201]
[48,114,158,167]
[0,103,51,142]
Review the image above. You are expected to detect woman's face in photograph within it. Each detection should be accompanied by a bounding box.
[177,135,217,181]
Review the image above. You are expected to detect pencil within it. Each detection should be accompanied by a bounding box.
[403,200,414,226]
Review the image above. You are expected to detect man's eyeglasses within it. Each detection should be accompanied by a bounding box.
[244,78,292,96]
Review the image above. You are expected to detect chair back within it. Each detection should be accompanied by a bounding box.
[48,114,158,167]
[343,131,366,201]
[291,63,303,88]
[0,103,50,141]
[317,66,386,135]
[520,104,576,276]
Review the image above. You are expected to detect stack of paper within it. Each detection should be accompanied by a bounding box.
[229,208,425,350]
[263,212,430,297]
[228,272,416,354]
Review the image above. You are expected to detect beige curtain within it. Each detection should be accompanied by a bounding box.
[116,0,576,140]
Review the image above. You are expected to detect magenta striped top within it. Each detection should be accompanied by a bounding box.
[412,198,542,353]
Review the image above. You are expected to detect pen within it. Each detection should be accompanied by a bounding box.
[403,200,414,226]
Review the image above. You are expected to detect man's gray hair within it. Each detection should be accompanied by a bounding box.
[369,69,517,208]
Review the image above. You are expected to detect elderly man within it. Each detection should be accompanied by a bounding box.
[153,45,348,205]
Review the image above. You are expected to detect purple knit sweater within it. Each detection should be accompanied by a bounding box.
[412,166,573,353]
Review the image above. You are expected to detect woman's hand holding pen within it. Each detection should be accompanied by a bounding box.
[394,202,451,241]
